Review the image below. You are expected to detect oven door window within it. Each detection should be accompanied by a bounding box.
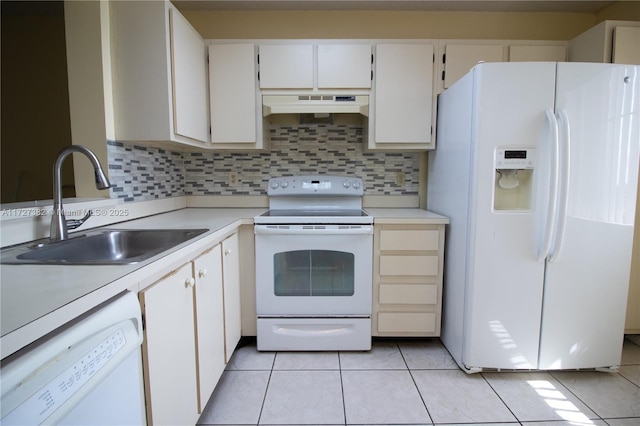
[273,250,355,296]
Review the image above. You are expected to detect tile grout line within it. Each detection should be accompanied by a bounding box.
[479,372,522,424]
[547,370,611,423]
[337,351,348,426]
[254,351,278,426]
[397,341,436,425]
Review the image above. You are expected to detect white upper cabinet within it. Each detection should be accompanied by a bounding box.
[170,9,209,143]
[110,1,208,147]
[613,26,640,65]
[259,44,314,89]
[370,43,435,149]
[569,20,640,64]
[442,44,505,89]
[209,43,264,147]
[439,40,567,90]
[258,43,372,90]
[317,44,372,89]
[509,45,567,62]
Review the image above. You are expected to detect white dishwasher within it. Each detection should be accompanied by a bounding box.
[1,291,146,425]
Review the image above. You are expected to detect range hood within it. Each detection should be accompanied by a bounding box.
[262,95,369,117]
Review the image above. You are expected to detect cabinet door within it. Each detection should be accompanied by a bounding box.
[317,44,372,88]
[373,43,434,144]
[380,255,438,276]
[378,312,437,333]
[613,26,640,65]
[443,44,504,88]
[509,45,567,62]
[259,44,314,89]
[140,262,199,426]
[222,233,241,362]
[209,44,259,144]
[193,245,225,413]
[380,229,439,251]
[169,9,208,143]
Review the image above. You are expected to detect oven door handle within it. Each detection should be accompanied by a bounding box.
[254,225,373,235]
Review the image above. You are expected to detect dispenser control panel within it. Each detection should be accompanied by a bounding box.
[495,148,535,169]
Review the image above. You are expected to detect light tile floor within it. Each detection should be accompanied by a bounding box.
[198,337,640,426]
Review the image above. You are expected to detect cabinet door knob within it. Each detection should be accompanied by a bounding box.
[198,269,207,278]
[185,277,195,288]
[224,249,231,256]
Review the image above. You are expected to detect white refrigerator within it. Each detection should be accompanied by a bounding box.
[428,62,640,372]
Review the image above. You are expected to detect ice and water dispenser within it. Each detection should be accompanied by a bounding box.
[494,148,535,211]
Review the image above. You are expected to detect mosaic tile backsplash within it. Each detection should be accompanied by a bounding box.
[107,125,420,202]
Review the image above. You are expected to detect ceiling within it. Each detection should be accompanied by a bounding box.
[172,1,618,13]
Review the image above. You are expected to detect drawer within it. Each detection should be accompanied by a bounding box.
[379,255,438,276]
[379,284,437,305]
[380,230,439,251]
[378,312,436,333]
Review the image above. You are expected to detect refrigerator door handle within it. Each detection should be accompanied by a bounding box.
[549,108,571,263]
[537,108,561,262]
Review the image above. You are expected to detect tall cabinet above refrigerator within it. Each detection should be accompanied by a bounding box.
[427,61,640,372]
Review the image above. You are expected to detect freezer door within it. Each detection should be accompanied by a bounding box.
[538,63,640,370]
[462,62,556,370]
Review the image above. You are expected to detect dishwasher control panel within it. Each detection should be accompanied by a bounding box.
[2,329,127,425]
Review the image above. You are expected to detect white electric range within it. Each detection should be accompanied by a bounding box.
[254,175,373,351]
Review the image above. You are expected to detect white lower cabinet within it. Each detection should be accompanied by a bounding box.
[140,234,241,425]
[372,224,445,336]
[192,246,225,413]
[140,262,200,426]
[222,233,241,362]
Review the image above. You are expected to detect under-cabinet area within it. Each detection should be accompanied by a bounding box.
[372,223,446,337]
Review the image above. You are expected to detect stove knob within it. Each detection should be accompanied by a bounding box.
[352,181,361,189]
[281,181,289,188]
[343,180,351,188]
[270,181,279,189]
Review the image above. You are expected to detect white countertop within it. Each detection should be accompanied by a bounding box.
[367,208,450,224]
[0,208,265,358]
[0,206,447,359]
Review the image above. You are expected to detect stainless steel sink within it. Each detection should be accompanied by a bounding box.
[0,228,209,265]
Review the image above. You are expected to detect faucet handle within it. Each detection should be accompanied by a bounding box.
[66,211,92,230]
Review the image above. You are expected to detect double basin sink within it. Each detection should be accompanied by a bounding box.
[1,228,209,265]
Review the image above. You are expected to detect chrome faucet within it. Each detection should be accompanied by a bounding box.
[50,145,111,241]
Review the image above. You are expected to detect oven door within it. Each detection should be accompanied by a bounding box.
[254,225,373,316]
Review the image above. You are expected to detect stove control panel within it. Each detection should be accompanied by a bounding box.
[267,175,364,196]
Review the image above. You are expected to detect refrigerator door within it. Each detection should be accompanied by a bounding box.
[539,63,640,370]
[462,62,556,370]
